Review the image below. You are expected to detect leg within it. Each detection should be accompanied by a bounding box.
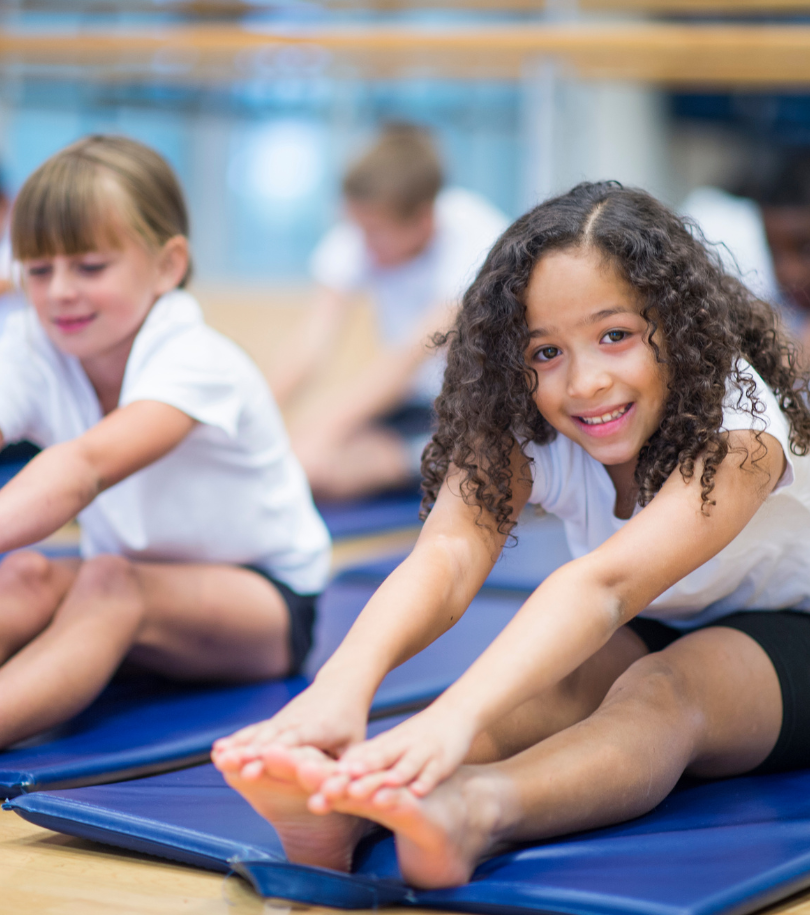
[328,626,782,887]
[467,625,647,763]
[0,551,78,664]
[218,626,648,872]
[296,426,414,501]
[0,557,292,747]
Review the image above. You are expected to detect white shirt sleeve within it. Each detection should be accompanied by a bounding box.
[721,360,796,492]
[120,324,260,440]
[309,222,368,293]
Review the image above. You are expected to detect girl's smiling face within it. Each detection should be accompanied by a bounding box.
[525,246,669,475]
[22,229,187,365]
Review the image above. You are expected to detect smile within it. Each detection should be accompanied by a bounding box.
[577,404,631,425]
[571,403,635,438]
[53,315,96,334]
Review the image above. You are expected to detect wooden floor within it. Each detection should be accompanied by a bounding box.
[2,285,810,915]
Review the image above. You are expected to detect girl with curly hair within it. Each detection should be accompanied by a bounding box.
[214,182,810,888]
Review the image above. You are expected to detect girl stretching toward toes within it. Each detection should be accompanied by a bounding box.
[214,182,810,888]
[0,135,329,747]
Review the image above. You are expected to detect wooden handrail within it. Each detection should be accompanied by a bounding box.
[5,22,810,84]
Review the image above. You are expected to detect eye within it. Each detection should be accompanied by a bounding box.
[602,329,628,344]
[26,263,51,278]
[78,262,108,275]
[534,345,561,362]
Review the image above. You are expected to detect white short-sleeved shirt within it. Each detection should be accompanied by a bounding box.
[525,360,810,627]
[310,187,509,401]
[0,290,331,595]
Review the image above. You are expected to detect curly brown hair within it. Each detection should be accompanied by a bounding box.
[421,181,810,537]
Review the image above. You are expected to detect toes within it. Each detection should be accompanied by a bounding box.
[238,759,266,781]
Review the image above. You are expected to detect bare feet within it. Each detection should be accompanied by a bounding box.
[327,766,508,888]
[218,745,369,872]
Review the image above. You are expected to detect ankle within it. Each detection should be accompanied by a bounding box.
[459,767,518,853]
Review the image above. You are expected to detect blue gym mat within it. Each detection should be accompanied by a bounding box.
[316,487,423,539]
[9,752,810,915]
[0,579,525,797]
[341,514,572,594]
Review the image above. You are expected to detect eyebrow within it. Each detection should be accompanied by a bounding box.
[528,308,635,339]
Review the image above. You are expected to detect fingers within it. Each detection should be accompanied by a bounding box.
[409,757,446,796]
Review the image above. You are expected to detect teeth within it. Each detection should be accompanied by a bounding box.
[579,405,629,425]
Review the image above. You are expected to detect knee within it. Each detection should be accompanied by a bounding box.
[604,653,697,722]
[0,550,54,595]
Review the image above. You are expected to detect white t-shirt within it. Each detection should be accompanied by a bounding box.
[310,187,509,401]
[0,290,331,595]
[525,360,810,627]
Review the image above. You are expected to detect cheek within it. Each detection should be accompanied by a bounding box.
[531,375,564,421]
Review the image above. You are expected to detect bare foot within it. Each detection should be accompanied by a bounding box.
[328,766,507,888]
[221,745,369,872]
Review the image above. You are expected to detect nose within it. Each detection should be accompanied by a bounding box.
[566,351,611,401]
[48,261,79,302]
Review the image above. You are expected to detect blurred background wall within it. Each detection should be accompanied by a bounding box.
[2,2,808,286]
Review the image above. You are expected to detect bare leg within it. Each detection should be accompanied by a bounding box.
[216,627,647,872]
[0,556,292,747]
[296,427,414,501]
[328,627,783,888]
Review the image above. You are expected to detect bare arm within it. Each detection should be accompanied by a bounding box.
[212,440,532,761]
[0,401,196,552]
[315,442,532,705]
[294,297,456,445]
[444,431,785,733]
[268,286,350,407]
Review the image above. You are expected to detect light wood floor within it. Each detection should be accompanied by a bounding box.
[2,286,810,915]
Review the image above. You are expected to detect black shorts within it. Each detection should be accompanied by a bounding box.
[243,566,318,676]
[628,610,810,774]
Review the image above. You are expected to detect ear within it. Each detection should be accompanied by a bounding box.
[154,235,189,295]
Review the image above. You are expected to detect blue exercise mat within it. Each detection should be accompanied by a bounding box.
[0,579,524,797]
[316,487,423,539]
[10,755,810,915]
[341,514,572,594]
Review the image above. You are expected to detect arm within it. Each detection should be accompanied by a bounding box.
[337,430,786,793]
[293,297,456,448]
[267,286,350,407]
[0,401,195,551]
[314,447,530,703]
[213,440,532,760]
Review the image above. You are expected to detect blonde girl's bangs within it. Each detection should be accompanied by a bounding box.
[12,155,129,261]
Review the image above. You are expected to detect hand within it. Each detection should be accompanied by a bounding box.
[313,706,476,808]
[211,680,369,778]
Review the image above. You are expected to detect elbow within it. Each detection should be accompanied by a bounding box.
[408,532,480,604]
[57,441,105,503]
[553,553,630,636]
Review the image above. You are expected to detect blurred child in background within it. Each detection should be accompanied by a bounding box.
[272,123,508,500]
[683,151,810,360]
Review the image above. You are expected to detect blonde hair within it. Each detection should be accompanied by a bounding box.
[12,135,192,286]
[343,123,443,221]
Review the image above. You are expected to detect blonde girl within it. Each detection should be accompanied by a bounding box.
[0,135,329,747]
